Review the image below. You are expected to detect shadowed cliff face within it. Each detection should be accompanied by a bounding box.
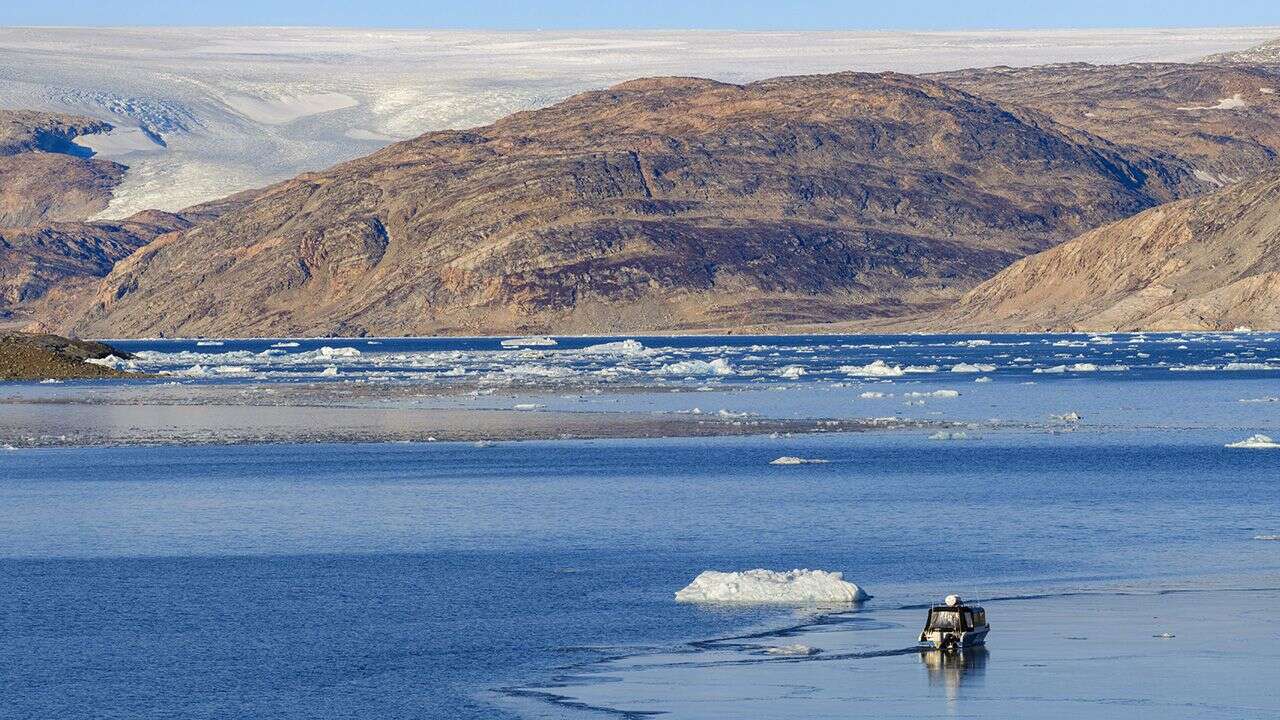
[944,169,1280,331]
[0,110,125,226]
[68,72,1207,337]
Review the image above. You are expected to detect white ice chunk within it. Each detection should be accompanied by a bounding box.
[763,644,818,656]
[675,569,869,604]
[770,456,830,465]
[655,358,735,376]
[501,336,557,347]
[840,360,904,377]
[950,363,995,373]
[1225,434,1280,449]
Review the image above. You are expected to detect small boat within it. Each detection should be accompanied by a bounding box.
[919,594,989,651]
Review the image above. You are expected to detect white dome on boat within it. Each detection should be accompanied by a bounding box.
[945,594,961,606]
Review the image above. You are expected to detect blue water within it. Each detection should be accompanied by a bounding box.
[3,334,1280,718]
[4,433,1280,718]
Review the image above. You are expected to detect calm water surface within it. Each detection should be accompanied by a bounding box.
[2,333,1279,718]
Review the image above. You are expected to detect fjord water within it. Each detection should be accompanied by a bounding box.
[2,333,1279,718]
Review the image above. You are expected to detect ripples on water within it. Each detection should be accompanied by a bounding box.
[2,333,1279,718]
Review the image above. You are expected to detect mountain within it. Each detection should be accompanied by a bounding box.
[944,169,1280,331]
[0,110,125,226]
[928,62,1280,185]
[64,72,1206,337]
[0,211,192,329]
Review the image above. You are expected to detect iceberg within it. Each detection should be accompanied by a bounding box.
[501,336,557,348]
[770,456,830,465]
[675,569,869,604]
[776,365,806,379]
[950,363,995,373]
[840,360,904,377]
[195,340,224,346]
[655,358,735,376]
[858,391,888,398]
[904,390,959,398]
[318,346,361,358]
[1225,434,1280,449]
[581,339,649,355]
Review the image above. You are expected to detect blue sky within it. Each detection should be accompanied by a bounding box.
[6,1,1280,30]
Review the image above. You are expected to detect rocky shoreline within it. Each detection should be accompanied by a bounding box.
[0,332,140,381]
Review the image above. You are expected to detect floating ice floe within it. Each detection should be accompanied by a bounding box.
[928,431,969,440]
[1225,434,1280,449]
[904,390,960,398]
[1239,397,1280,403]
[195,340,224,346]
[950,363,995,373]
[319,366,339,376]
[500,336,557,348]
[770,456,830,465]
[841,360,905,377]
[171,364,253,377]
[318,346,361,358]
[775,365,806,379]
[580,339,649,355]
[858,391,888,398]
[974,376,992,383]
[655,358,735,376]
[270,341,300,348]
[39,378,62,384]
[1254,535,1280,541]
[84,355,135,371]
[512,403,545,410]
[1050,411,1083,422]
[842,360,936,376]
[674,569,869,604]
[763,644,819,656]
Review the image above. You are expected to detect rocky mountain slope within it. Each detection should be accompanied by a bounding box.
[65,71,1207,337]
[928,62,1280,184]
[944,169,1280,331]
[0,210,191,328]
[0,110,125,226]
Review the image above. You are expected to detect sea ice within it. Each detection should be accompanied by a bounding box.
[840,360,904,377]
[581,339,648,355]
[858,391,888,398]
[674,569,869,604]
[762,644,818,656]
[928,431,969,440]
[501,337,557,347]
[770,456,830,465]
[655,358,735,376]
[1225,434,1280,449]
[904,390,959,398]
[776,365,806,379]
[950,363,995,373]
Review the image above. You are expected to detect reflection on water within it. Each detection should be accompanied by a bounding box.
[921,647,988,703]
